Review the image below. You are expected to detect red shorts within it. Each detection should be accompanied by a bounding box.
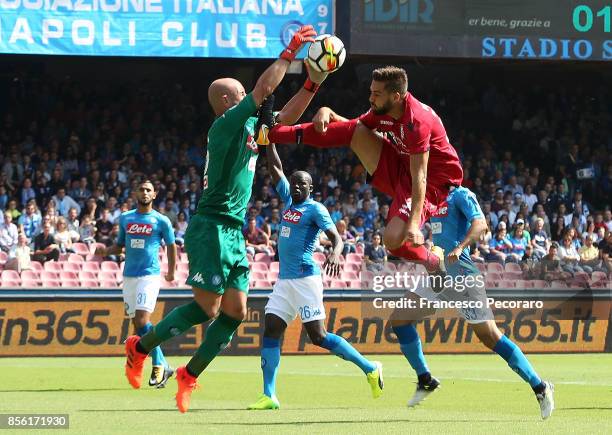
[371,142,449,226]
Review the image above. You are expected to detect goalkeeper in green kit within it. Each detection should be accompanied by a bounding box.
[123,25,329,413]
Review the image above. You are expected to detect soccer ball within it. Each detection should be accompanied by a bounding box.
[307,34,346,73]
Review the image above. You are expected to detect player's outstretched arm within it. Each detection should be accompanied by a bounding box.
[276,62,329,126]
[323,227,344,278]
[266,143,284,186]
[252,25,317,107]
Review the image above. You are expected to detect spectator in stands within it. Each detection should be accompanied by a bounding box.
[355,199,376,231]
[604,209,612,232]
[4,233,32,272]
[174,211,188,246]
[19,178,36,207]
[531,217,550,259]
[52,188,81,217]
[66,207,80,234]
[597,231,612,274]
[244,217,273,257]
[5,199,21,220]
[349,215,366,243]
[54,217,76,254]
[70,176,91,208]
[579,234,604,274]
[521,245,539,279]
[482,201,498,230]
[80,197,99,221]
[78,215,96,245]
[95,209,114,246]
[470,245,485,263]
[32,222,60,263]
[582,221,597,244]
[0,185,8,210]
[539,242,569,281]
[530,203,550,235]
[522,184,537,212]
[2,152,24,185]
[268,208,281,238]
[551,216,566,242]
[487,223,513,264]
[550,183,569,212]
[365,233,386,272]
[491,188,504,213]
[497,197,516,225]
[508,224,528,263]
[246,207,265,229]
[558,231,584,275]
[18,201,41,240]
[335,219,356,256]
[342,192,358,217]
[0,211,18,255]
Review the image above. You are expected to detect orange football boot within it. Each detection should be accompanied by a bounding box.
[125,335,148,389]
[175,366,199,413]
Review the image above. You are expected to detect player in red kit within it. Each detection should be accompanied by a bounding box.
[262,66,463,271]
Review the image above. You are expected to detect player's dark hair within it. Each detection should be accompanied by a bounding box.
[140,179,155,191]
[372,66,408,95]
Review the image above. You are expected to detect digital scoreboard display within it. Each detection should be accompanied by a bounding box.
[350,0,612,61]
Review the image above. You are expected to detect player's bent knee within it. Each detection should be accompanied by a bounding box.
[309,331,327,347]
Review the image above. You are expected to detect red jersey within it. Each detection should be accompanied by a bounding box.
[359,93,463,190]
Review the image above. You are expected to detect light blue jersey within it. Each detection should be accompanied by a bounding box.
[430,186,484,277]
[117,210,175,277]
[276,177,334,279]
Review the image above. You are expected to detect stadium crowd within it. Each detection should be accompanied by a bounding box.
[0,64,610,288]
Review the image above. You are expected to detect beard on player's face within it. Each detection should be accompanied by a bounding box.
[137,197,152,207]
[371,98,394,115]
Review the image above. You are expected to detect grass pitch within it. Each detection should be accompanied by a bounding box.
[1,354,611,434]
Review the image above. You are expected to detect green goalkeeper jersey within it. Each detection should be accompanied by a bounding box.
[196,93,259,225]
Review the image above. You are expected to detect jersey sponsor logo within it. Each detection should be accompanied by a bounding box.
[191,272,204,284]
[126,223,153,236]
[283,209,303,224]
[432,202,449,217]
[280,225,291,238]
[379,120,394,125]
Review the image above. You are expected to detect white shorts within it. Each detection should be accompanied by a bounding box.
[122,275,161,318]
[413,279,494,324]
[265,275,326,325]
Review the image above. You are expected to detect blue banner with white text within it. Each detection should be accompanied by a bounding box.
[0,0,334,58]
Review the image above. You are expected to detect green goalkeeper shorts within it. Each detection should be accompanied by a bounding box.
[184,214,249,294]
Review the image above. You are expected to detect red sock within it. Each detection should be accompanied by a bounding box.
[388,243,440,272]
[269,119,357,148]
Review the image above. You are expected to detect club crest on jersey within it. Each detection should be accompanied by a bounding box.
[283,209,303,224]
[246,134,258,151]
[126,223,153,236]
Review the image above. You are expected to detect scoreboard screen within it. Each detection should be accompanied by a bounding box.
[350,0,612,61]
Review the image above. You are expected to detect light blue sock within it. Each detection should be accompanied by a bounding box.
[138,322,167,367]
[261,337,281,398]
[392,324,430,376]
[320,333,377,374]
[493,335,543,389]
